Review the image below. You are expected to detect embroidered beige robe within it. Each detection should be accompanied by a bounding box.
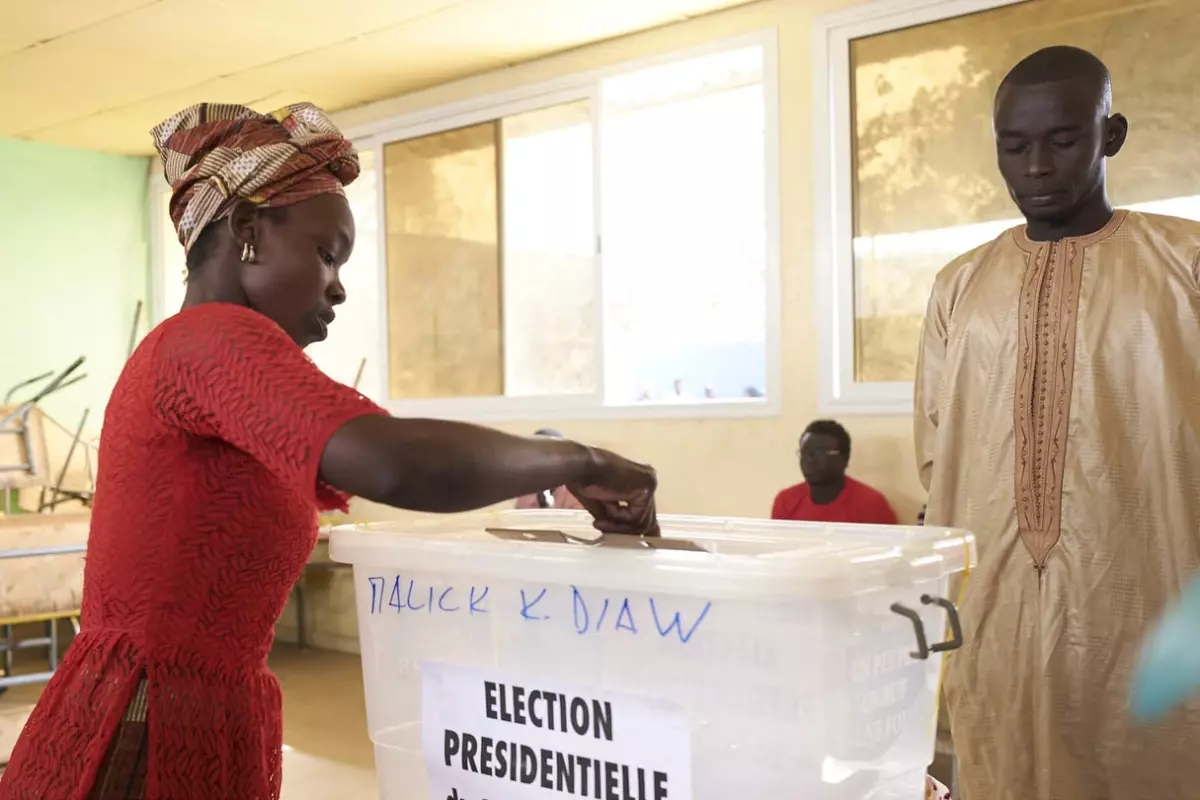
[916,210,1200,799]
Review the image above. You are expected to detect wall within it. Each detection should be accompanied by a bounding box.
[278,0,925,650]
[0,138,150,494]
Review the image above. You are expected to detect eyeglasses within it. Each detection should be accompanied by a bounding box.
[797,448,841,458]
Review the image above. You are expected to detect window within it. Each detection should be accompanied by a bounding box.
[600,48,770,411]
[362,33,779,420]
[147,33,780,420]
[814,0,1200,413]
[381,102,596,401]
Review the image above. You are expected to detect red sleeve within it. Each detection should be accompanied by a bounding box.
[151,303,387,511]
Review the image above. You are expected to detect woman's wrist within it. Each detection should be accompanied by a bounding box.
[547,438,602,488]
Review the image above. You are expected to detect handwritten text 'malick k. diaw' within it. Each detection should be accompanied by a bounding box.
[365,576,712,645]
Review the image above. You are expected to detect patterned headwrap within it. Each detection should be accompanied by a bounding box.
[151,102,359,253]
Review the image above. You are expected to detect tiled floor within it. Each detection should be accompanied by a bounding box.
[0,644,378,799]
[274,646,378,798]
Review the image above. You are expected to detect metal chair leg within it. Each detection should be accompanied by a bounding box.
[48,619,60,670]
[2,625,12,676]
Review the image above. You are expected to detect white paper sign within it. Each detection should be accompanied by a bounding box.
[421,662,693,800]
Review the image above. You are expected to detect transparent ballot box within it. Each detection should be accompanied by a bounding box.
[329,511,974,800]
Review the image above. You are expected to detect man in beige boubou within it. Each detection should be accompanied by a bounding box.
[916,45,1200,799]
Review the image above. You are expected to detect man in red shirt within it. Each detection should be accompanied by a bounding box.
[770,420,897,524]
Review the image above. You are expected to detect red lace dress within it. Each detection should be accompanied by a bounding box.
[0,303,384,799]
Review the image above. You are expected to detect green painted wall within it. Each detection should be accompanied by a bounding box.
[0,138,151,432]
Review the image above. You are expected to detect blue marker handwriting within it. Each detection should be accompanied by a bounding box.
[367,576,489,617]
[571,586,711,644]
[365,576,711,645]
[520,588,549,621]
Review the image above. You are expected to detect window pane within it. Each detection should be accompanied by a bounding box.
[307,149,383,401]
[601,46,768,404]
[500,100,597,397]
[850,0,1200,383]
[383,122,503,399]
[381,103,597,402]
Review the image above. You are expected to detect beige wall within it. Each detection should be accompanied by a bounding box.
[333,0,926,527]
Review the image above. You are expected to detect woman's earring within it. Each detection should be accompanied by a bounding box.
[241,243,256,263]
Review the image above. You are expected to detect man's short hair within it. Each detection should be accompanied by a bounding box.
[803,419,851,457]
[998,45,1113,114]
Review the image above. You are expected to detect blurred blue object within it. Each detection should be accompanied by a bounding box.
[1131,575,1200,722]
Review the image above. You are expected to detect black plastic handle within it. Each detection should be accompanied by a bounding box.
[890,602,930,660]
[892,593,964,660]
[922,594,964,654]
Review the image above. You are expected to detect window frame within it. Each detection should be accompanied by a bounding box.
[810,0,1029,415]
[146,30,782,423]
[148,169,177,326]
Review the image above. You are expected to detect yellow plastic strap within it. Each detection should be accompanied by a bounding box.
[0,609,80,626]
[931,539,972,729]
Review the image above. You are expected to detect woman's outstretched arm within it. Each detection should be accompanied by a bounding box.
[153,303,656,531]
[320,416,657,531]
[324,416,582,511]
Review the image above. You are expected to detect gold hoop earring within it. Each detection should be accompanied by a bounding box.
[241,243,256,263]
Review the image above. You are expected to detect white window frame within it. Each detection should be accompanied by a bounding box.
[344,29,782,423]
[811,0,1029,415]
[148,170,174,325]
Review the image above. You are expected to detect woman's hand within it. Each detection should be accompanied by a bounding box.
[568,448,660,537]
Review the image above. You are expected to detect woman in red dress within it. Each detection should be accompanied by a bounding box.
[0,103,657,799]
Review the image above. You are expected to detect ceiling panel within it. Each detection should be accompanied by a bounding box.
[30,76,294,155]
[203,0,474,36]
[0,0,466,136]
[0,0,758,155]
[0,0,153,55]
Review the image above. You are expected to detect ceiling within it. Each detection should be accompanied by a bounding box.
[0,0,757,156]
